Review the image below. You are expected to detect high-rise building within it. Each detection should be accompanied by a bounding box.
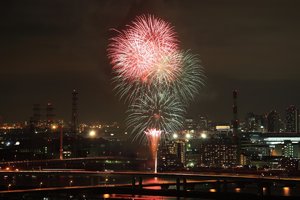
[32,103,41,126]
[231,90,241,165]
[184,118,196,131]
[199,138,238,168]
[286,105,299,133]
[176,141,186,165]
[197,116,208,131]
[267,110,280,132]
[232,90,239,137]
[158,140,185,170]
[183,136,239,168]
[245,113,265,132]
[46,102,55,126]
[283,140,293,157]
[71,89,78,134]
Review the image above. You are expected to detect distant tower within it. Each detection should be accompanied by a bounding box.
[71,89,78,134]
[46,102,55,126]
[32,103,41,126]
[286,105,299,133]
[232,90,239,137]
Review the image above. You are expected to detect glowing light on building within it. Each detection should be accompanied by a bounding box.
[51,125,57,130]
[264,137,300,144]
[216,125,230,131]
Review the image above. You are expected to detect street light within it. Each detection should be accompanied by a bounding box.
[89,130,96,138]
[186,133,191,139]
[173,133,178,139]
[201,133,207,139]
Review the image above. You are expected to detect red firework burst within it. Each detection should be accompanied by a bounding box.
[108,15,181,84]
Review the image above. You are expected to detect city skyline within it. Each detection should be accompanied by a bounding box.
[1,0,300,123]
[2,2,300,199]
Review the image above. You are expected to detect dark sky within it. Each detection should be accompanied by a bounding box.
[1,0,300,123]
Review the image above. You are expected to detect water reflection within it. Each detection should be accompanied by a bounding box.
[262,187,266,195]
[106,194,193,199]
[209,188,216,192]
[283,187,290,196]
[143,177,164,190]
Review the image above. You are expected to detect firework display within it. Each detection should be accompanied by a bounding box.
[171,51,206,104]
[108,14,205,172]
[108,15,180,85]
[126,92,185,142]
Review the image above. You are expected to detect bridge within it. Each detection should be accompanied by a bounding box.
[0,170,299,199]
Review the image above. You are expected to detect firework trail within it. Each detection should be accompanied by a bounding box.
[145,129,161,173]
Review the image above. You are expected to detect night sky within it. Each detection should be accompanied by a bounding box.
[1,0,300,124]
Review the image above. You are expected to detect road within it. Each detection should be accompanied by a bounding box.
[1,169,300,182]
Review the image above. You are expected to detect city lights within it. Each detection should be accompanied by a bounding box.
[200,133,207,139]
[186,133,191,139]
[173,133,178,139]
